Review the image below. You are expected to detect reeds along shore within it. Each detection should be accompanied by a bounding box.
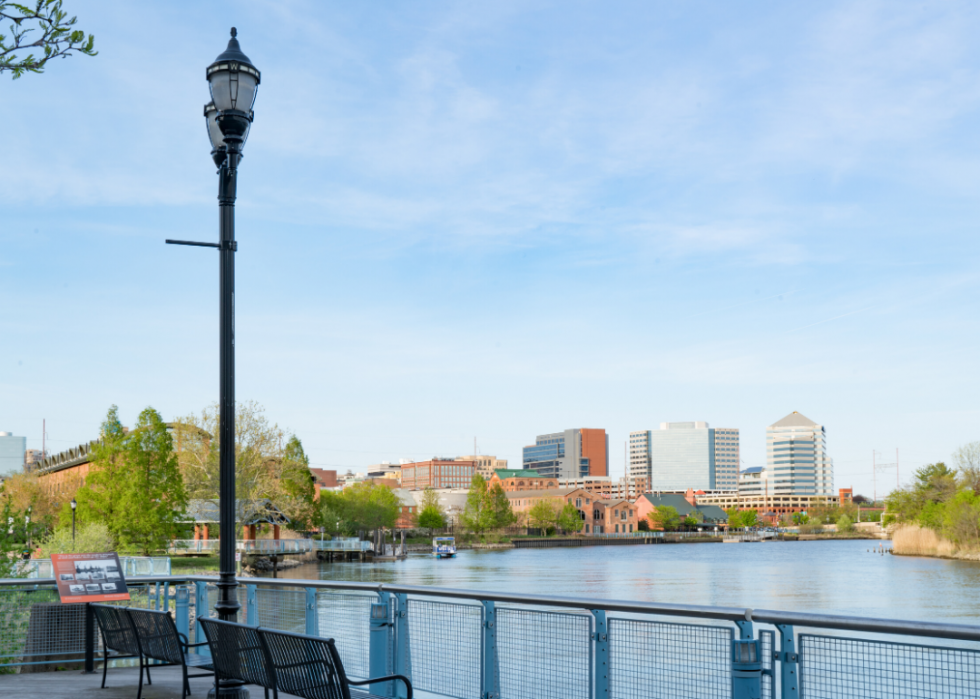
[892,524,965,558]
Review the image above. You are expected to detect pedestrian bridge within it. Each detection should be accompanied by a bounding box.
[0,573,977,698]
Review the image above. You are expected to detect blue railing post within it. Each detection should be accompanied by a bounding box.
[370,599,392,697]
[246,584,258,626]
[393,593,410,699]
[305,587,318,636]
[194,580,209,653]
[175,586,190,643]
[732,616,762,699]
[592,609,609,699]
[482,600,499,699]
[776,625,800,699]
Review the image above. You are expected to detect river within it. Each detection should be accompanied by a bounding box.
[258,539,980,625]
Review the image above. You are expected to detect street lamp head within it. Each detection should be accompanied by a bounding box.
[206,27,260,156]
[70,498,77,511]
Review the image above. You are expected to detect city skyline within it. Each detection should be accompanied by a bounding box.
[2,2,978,500]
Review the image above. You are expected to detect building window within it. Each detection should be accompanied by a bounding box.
[615,524,619,533]
[575,498,582,508]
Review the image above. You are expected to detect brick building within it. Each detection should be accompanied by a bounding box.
[400,459,476,490]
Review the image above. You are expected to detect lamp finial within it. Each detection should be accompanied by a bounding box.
[231,27,237,38]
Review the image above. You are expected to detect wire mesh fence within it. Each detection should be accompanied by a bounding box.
[404,598,482,699]
[497,607,592,699]
[799,633,980,699]
[607,617,732,699]
[316,590,377,680]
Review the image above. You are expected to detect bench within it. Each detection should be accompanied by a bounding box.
[92,604,214,699]
[199,616,413,699]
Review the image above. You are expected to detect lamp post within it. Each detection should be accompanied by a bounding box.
[165,26,260,663]
[70,498,77,550]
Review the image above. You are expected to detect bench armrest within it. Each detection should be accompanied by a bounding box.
[349,674,413,699]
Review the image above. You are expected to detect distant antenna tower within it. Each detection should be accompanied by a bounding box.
[873,449,899,504]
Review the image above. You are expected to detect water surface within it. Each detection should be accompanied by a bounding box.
[261,540,980,624]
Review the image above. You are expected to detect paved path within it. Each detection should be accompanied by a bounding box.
[0,664,302,699]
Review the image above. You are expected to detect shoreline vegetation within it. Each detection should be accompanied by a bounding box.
[891,524,980,562]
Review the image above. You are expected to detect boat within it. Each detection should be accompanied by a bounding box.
[432,537,456,558]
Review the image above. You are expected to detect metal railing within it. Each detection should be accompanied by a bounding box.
[168,539,314,554]
[21,557,171,579]
[1,574,978,698]
[313,538,373,552]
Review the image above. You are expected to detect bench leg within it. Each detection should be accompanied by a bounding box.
[136,657,145,699]
[146,659,152,685]
[101,649,108,688]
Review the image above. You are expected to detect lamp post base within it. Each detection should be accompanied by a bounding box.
[208,679,249,699]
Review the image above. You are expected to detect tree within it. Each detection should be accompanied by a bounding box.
[1,1,96,78]
[726,508,742,529]
[637,518,650,532]
[682,515,699,530]
[648,505,680,532]
[0,471,63,536]
[953,442,980,496]
[836,514,855,534]
[277,436,316,530]
[343,482,400,532]
[173,401,314,526]
[740,509,758,529]
[487,482,516,530]
[461,474,493,535]
[528,499,561,534]
[557,503,584,534]
[792,512,810,526]
[417,487,447,535]
[316,490,349,535]
[0,497,29,577]
[76,406,188,555]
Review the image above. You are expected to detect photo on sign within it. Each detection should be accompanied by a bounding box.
[85,584,102,593]
[74,560,121,582]
[60,574,75,581]
[69,584,85,594]
[101,583,116,592]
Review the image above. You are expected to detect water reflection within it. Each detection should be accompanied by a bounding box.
[257,540,980,623]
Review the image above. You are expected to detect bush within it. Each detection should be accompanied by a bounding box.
[798,523,824,535]
[37,522,115,557]
[836,514,855,534]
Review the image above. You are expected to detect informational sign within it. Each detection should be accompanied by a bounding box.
[50,552,131,604]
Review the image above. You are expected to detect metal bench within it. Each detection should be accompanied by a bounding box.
[90,604,151,692]
[127,607,214,699]
[199,617,413,699]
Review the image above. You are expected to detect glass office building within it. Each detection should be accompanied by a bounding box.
[766,412,834,497]
[629,422,729,491]
[0,432,26,477]
[523,429,608,480]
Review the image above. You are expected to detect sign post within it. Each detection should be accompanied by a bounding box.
[51,552,131,604]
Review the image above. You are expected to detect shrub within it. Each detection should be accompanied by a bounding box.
[37,522,115,557]
[836,514,855,534]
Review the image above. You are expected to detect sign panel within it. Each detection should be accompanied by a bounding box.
[50,552,131,604]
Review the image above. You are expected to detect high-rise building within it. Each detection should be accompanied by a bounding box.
[522,429,608,480]
[0,432,26,477]
[766,412,834,497]
[629,422,738,491]
[713,428,740,489]
[25,449,47,466]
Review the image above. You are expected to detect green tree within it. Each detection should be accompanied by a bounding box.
[836,514,855,534]
[461,474,493,535]
[726,507,742,529]
[278,436,316,530]
[557,502,584,534]
[0,497,28,578]
[528,499,561,535]
[1,1,96,78]
[487,482,516,530]
[648,505,680,532]
[76,406,189,555]
[740,509,758,529]
[637,518,650,531]
[316,490,350,535]
[682,515,699,530]
[343,482,400,532]
[417,487,447,535]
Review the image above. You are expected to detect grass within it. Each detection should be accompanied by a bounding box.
[892,524,958,557]
[170,555,220,573]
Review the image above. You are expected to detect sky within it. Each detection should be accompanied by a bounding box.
[2,1,979,498]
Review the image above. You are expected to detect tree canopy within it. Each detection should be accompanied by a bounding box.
[648,505,680,531]
[75,406,189,555]
[1,1,96,78]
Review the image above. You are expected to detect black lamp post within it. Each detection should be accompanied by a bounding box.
[70,498,77,550]
[166,28,260,643]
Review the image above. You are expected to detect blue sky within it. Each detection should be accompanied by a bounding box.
[2,1,979,497]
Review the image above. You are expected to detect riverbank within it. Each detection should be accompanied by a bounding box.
[891,524,980,562]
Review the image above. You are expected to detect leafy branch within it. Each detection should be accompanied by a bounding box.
[1,0,96,79]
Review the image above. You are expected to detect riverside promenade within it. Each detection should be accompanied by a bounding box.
[1,573,979,698]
